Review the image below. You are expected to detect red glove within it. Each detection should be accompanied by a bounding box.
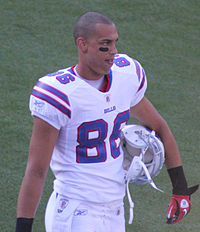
[166,185,199,224]
[166,194,190,224]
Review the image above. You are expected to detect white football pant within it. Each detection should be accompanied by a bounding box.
[45,191,125,232]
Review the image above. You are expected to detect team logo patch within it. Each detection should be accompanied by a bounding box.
[33,99,45,108]
[57,198,69,213]
[104,105,116,114]
[106,95,110,102]
[104,94,111,103]
[180,199,189,208]
[74,209,88,216]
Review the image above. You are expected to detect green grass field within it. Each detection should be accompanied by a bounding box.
[1,0,200,231]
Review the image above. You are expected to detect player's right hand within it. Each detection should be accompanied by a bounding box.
[166,185,199,224]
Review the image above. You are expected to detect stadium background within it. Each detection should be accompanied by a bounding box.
[1,0,199,231]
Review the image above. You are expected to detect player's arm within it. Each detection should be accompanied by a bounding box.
[16,116,59,231]
[130,97,181,169]
[130,97,198,224]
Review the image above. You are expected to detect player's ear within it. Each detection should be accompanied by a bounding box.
[76,37,88,53]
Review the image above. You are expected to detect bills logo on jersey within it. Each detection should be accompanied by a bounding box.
[57,198,69,213]
[104,105,116,114]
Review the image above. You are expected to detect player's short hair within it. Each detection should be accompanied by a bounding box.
[73,12,114,44]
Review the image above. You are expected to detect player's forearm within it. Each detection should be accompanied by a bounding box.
[17,172,45,218]
[155,120,182,169]
[130,98,182,169]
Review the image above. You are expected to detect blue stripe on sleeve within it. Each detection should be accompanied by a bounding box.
[32,89,71,118]
[132,59,141,81]
[137,69,146,92]
[36,81,70,106]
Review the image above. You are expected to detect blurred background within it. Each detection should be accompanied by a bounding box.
[0,0,199,231]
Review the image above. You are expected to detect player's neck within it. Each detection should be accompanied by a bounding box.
[76,64,104,81]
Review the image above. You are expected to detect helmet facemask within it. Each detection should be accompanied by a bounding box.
[121,124,165,224]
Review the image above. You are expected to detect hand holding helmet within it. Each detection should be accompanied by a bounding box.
[121,124,165,185]
[121,124,165,224]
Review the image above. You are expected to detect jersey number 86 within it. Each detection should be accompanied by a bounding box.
[76,111,129,163]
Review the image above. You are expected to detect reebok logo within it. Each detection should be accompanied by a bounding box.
[74,209,88,216]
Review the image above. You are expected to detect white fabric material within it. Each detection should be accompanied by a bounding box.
[29,54,147,204]
[45,191,80,232]
[73,66,105,90]
[45,191,125,232]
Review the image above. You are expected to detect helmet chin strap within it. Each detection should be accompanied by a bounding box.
[126,153,163,224]
[121,124,165,224]
[126,179,134,224]
[139,159,164,193]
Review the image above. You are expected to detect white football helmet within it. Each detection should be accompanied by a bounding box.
[121,124,165,185]
[121,124,165,224]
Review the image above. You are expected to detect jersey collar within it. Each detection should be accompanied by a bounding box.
[68,65,112,93]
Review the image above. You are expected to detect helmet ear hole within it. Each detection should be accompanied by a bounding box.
[126,143,141,157]
[143,148,153,164]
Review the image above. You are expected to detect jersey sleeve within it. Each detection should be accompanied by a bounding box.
[29,78,71,130]
[130,59,147,107]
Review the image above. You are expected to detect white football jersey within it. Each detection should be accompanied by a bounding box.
[29,54,147,203]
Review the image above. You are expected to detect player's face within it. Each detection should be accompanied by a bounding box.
[85,23,118,78]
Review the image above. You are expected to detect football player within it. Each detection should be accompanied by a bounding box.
[15,12,198,232]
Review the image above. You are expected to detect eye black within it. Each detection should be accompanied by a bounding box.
[99,47,109,52]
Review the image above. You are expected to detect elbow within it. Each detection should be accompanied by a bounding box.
[25,164,48,181]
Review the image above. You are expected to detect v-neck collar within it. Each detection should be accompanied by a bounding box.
[68,65,112,93]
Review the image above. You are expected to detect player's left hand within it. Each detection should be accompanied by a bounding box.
[166,185,199,224]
